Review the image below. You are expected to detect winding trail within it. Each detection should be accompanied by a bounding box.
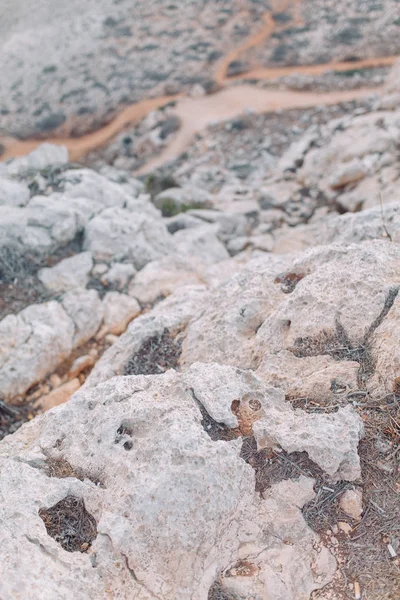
[0,0,397,167]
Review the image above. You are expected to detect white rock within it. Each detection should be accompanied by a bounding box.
[5,144,69,175]
[128,256,203,305]
[83,207,174,267]
[62,289,104,347]
[0,366,336,599]
[100,263,136,290]
[0,301,74,399]
[181,254,289,370]
[329,159,367,189]
[0,178,30,207]
[38,252,93,293]
[173,225,229,265]
[100,292,141,336]
[254,404,364,480]
[339,489,363,520]
[85,285,209,388]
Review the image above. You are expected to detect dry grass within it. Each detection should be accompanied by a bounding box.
[124,329,182,376]
[39,495,97,553]
[208,582,237,600]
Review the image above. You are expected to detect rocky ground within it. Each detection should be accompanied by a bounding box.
[1,7,400,599]
[1,0,400,142]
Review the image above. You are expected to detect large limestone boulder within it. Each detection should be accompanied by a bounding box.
[0,365,340,599]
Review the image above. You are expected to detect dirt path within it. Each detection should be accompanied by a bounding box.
[0,0,397,167]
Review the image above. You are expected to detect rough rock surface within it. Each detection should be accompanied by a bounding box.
[1,54,400,600]
[38,252,93,293]
[0,366,337,600]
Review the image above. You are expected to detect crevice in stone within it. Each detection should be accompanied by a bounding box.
[39,495,97,553]
[123,328,182,375]
[291,287,399,389]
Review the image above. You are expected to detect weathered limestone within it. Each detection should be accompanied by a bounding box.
[0,365,338,600]
[38,252,93,293]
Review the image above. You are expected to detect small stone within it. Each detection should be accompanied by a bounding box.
[97,292,141,337]
[105,334,119,345]
[49,374,62,389]
[38,252,93,293]
[338,521,352,534]
[33,379,80,412]
[340,489,363,521]
[101,263,136,290]
[92,263,109,277]
[67,355,95,379]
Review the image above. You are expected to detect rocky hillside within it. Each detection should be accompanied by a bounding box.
[0,26,400,600]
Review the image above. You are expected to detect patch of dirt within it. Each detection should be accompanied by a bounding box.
[124,329,182,376]
[39,495,97,553]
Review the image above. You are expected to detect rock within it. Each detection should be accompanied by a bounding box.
[255,242,400,368]
[0,302,74,400]
[165,212,204,234]
[83,207,174,267]
[181,254,289,370]
[98,292,141,336]
[38,252,93,293]
[367,291,400,399]
[5,144,69,175]
[339,489,363,520]
[154,186,212,216]
[128,256,203,305]
[34,378,80,411]
[61,169,134,209]
[329,159,367,189]
[227,236,250,255]
[273,201,400,253]
[91,263,109,278]
[85,285,209,388]
[338,521,353,534]
[67,355,95,379]
[0,200,86,256]
[253,404,364,481]
[49,374,62,389]
[257,351,359,403]
[100,263,136,290]
[61,289,104,347]
[0,178,30,207]
[173,226,229,265]
[0,365,336,599]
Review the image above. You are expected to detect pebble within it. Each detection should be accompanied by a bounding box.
[33,379,80,412]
